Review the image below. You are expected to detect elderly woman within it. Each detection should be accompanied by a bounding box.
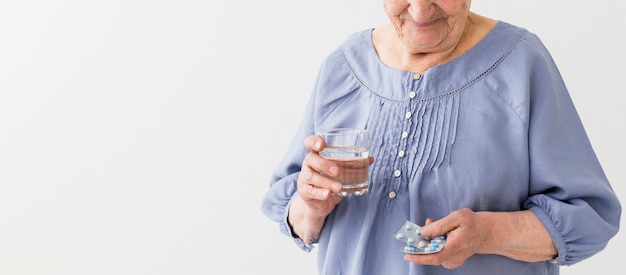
[261,0,621,274]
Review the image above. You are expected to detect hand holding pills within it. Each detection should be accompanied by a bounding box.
[398,209,560,270]
[394,220,447,254]
[398,209,495,270]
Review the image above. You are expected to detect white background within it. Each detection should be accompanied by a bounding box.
[0,0,624,274]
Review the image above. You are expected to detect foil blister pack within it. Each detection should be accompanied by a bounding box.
[394,220,446,254]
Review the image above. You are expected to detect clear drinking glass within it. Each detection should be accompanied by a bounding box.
[317,128,370,197]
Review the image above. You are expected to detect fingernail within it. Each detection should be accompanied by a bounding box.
[331,182,342,193]
[329,165,338,176]
[314,140,322,150]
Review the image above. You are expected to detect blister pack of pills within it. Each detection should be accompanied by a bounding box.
[394,220,446,254]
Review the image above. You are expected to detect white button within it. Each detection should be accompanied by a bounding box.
[394,170,401,177]
[398,150,405,157]
[413,74,421,80]
[409,91,417,98]
[402,131,409,138]
[405,112,412,119]
[389,191,397,199]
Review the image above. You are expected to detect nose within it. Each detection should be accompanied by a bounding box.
[407,0,436,21]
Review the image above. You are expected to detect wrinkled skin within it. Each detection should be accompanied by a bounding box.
[289,135,374,243]
[287,0,558,268]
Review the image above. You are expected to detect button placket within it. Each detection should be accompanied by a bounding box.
[390,74,422,201]
[401,88,415,159]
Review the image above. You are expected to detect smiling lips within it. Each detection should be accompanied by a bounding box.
[409,17,442,29]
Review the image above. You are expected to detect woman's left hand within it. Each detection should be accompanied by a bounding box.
[403,208,491,269]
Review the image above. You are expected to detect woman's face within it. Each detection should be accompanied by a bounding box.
[384,0,472,54]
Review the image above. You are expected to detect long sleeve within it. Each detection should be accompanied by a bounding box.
[520,33,621,265]
[260,87,318,252]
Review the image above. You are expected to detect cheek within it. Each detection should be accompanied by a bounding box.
[384,0,405,31]
[437,0,470,16]
[384,0,405,16]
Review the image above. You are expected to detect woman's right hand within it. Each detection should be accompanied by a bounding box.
[289,134,375,243]
[288,135,344,243]
[297,135,345,210]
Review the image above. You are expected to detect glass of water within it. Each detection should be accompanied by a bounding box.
[317,128,370,197]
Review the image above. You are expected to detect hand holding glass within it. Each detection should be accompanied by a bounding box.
[317,128,370,197]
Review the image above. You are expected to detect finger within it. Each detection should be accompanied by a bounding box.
[298,168,343,199]
[441,261,461,270]
[403,252,444,266]
[302,151,341,179]
[300,155,342,193]
[304,135,325,152]
[403,246,463,269]
[421,216,456,238]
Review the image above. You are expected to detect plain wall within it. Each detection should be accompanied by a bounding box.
[0,0,623,274]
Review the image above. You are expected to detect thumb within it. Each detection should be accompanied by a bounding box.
[420,218,448,238]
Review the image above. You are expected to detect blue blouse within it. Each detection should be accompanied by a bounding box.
[261,21,621,274]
